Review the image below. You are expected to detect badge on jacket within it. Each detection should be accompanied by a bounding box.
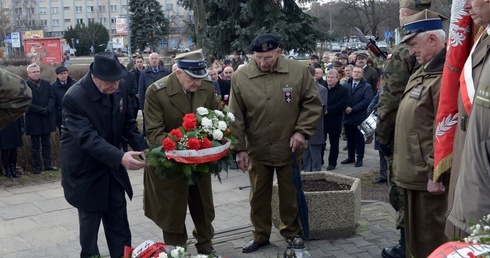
[283,86,293,103]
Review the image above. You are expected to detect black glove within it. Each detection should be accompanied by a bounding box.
[379,143,393,157]
[41,108,48,116]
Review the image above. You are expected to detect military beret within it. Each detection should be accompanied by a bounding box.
[223,59,232,65]
[55,66,68,74]
[333,61,343,67]
[401,9,448,43]
[399,0,431,11]
[356,53,369,59]
[175,49,208,79]
[249,34,280,52]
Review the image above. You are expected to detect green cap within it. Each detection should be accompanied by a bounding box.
[401,9,448,43]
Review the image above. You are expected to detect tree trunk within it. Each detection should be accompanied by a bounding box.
[192,0,207,56]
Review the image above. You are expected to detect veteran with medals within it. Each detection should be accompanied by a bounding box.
[229,34,322,253]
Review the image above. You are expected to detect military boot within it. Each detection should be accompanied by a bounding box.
[381,228,406,258]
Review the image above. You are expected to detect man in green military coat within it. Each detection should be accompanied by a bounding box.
[143,49,221,257]
[229,34,322,253]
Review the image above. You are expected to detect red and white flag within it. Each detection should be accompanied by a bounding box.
[433,0,473,182]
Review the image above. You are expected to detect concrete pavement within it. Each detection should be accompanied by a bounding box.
[0,145,398,258]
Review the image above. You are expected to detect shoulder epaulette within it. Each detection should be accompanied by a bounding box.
[151,81,167,90]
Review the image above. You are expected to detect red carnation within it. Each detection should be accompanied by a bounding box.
[162,138,176,151]
[182,113,197,130]
[187,138,201,150]
[200,137,212,149]
[169,128,183,141]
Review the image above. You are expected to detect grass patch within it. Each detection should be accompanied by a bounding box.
[0,169,61,189]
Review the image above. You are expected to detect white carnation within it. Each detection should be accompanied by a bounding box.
[196,107,209,115]
[214,110,224,117]
[158,253,168,258]
[218,121,227,131]
[201,117,213,128]
[212,130,223,140]
[227,112,235,122]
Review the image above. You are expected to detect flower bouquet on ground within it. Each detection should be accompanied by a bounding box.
[147,106,237,185]
[428,214,490,258]
[124,240,214,258]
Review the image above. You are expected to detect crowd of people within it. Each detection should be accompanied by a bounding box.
[1,0,490,256]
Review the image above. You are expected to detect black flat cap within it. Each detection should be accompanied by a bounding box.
[249,34,280,52]
[55,66,68,74]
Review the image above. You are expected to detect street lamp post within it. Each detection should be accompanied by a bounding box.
[126,0,132,63]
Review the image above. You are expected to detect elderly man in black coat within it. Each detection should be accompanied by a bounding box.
[51,66,77,135]
[25,64,57,174]
[60,52,148,258]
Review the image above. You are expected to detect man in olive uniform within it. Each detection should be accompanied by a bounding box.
[375,1,431,257]
[0,69,32,130]
[393,10,448,258]
[229,34,322,253]
[143,49,222,257]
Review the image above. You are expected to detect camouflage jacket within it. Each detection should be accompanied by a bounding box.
[375,43,419,146]
[0,69,32,130]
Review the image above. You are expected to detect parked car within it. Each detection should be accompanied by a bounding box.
[328,42,341,52]
[377,41,389,53]
[346,42,359,51]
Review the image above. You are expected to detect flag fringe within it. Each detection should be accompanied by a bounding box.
[433,154,453,182]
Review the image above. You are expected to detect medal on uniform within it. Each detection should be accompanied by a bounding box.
[119,98,124,113]
[283,86,293,103]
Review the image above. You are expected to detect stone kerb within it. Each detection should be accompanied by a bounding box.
[271,171,361,239]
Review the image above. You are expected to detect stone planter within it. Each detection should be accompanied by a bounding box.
[271,171,361,239]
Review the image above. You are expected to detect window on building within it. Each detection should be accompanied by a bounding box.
[40,20,47,26]
[111,29,116,34]
[14,7,22,14]
[39,7,46,14]
[28,20,36,26]
[98,5,105,12]
[76,18,83,24]
[52,19,59,26]
[51,7,59,14]
[88,18,94,23]
[166,4,173,11]
[63,6,70,11]
[122,4,127,10]
[110,18,116,24]
[87,6,93,13]
[75,6,82,13]
[110,5,117,12]
[65,19,71,23]
[28,7,34,14]
[99,18,106,23]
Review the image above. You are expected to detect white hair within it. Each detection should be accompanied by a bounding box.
[415,29,446,43]
[26,63,39,72]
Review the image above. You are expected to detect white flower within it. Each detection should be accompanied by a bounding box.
[227,112,235,122]
[212,130,223,140]
[170,246,186,257]
[158,252,168,258]
[201,117,213,128]
[197,107,209,115]
[218,121,227,131]
[214,110,224,117]
[193,255,209,258]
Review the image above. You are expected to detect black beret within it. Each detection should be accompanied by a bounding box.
[55,66,68,74]
[223,59,232,65]
[249,34,280,52]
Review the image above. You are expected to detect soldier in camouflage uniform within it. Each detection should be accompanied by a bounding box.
[375,1,431,257]
[0,68,32,130]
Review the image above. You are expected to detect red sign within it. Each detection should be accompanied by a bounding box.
[23,38,63,64]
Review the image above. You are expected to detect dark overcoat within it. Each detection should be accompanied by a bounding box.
[324,82,349,134]
[138,65,170,109]
[51,76,77,128]
[0,116,24,150]
[60,73,147,212]
[25,79,56,135]
[343,77,373,125]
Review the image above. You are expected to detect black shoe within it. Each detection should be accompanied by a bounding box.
[44,165,58,171]
[381,244,405,258]
[355,160,363,167]
[326,165,336,170]
[198,247,221,257]
[242,239,270,253]
[372,177,387,184]
[340,158,355,164]
[33,167,42,175]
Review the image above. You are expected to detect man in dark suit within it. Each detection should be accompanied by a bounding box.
[25,64,57,174]
[356,52,379,96]
[323,69,348,170]
[51,66,77,136]
[60,52,148,258]
[341,66,372,167]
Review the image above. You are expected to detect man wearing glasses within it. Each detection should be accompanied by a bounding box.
[229,34,322,253]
